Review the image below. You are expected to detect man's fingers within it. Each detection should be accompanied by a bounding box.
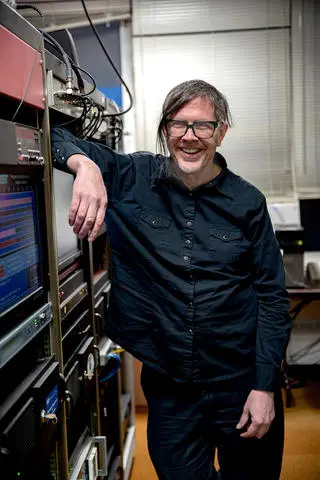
[88,203,107,242]
[69,192,81,226]
[240,419,270,439]
[77,201,98,239]
[240,421,259,438]
[256,425,269,439]
[68,161,107,240]
[236,410,249,430]
[73,197,89,235]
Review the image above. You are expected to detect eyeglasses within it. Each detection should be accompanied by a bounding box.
[165,119,220,139]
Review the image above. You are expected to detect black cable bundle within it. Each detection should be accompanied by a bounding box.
[16,0,132,142]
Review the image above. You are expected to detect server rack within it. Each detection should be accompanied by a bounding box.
[0,3,136,479]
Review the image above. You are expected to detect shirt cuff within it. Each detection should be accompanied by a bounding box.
[254,363,281,392]
[53,144,88,169]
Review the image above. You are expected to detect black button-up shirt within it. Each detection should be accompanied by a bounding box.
[52,127,291,391]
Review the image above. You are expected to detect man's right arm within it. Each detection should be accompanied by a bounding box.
[51,127,116,241]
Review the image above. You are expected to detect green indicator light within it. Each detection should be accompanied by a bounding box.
[17,473,21,477]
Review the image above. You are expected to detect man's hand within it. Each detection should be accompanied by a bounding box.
[236,390,275,439]
[67,154,108,241]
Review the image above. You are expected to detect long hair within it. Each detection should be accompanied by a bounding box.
[156,79,232,155]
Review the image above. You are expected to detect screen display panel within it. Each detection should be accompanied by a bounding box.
[0,174,42,315]
[53,168,80,268]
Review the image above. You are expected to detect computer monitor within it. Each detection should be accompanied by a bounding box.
[53,168,81,272]
[0,173,46,336]
[299,199,320,251]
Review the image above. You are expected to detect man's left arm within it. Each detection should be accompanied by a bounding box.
[237,193,292,438]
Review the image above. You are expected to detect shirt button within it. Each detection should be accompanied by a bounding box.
[183,256,190,262]
[188,329,193,335]
[186,221,193,226]
[185,239,191,245]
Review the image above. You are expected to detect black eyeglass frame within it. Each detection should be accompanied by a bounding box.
[165,119,220,139]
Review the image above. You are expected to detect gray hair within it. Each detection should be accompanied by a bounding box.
[156,79,232,155]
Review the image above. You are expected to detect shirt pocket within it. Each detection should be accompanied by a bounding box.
[138,209,173,252]
[209,227,245,264]
[139,209,172,232]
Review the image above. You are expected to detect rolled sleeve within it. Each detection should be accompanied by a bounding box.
[50,127,138,202]
[51,127,119,177]
[51,127,89,170]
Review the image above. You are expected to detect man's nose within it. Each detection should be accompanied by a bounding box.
[181,125,197,140]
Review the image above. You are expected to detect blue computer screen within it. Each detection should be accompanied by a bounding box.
[0,175,42,315]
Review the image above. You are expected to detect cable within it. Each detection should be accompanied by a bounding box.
[16,3,43,19]
[98,353,121,383]
[80,0,133,116]
[17,1,127,139]
[44,33,85,94]
[86,104,105,138]
[77,97,95,137]
[43,34,83,92]
[55,95,88,128]
[80,105,99,138]
[43,35,96,96]
[42,32,73,91]
[72,64,96,96]
[65,28,80,67]
[112,347,125,354]
[12,4,44,121]
[18,4,94,97]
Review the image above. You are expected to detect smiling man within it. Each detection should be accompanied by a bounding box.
[52,79,291,480]
[163,97,227,187]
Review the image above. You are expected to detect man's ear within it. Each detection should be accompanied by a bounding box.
[215,123,228,147]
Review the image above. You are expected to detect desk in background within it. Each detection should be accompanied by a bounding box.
[284,288,320,407]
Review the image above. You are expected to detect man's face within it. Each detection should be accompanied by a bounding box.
[165,96,228,178]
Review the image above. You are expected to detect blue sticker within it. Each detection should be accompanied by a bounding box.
[46,385,58,414]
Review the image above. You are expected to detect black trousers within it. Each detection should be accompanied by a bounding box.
[141,366,284,480]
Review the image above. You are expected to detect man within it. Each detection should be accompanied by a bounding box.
[52,79,291,480]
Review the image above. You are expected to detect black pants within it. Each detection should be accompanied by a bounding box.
[141,366,284,480]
